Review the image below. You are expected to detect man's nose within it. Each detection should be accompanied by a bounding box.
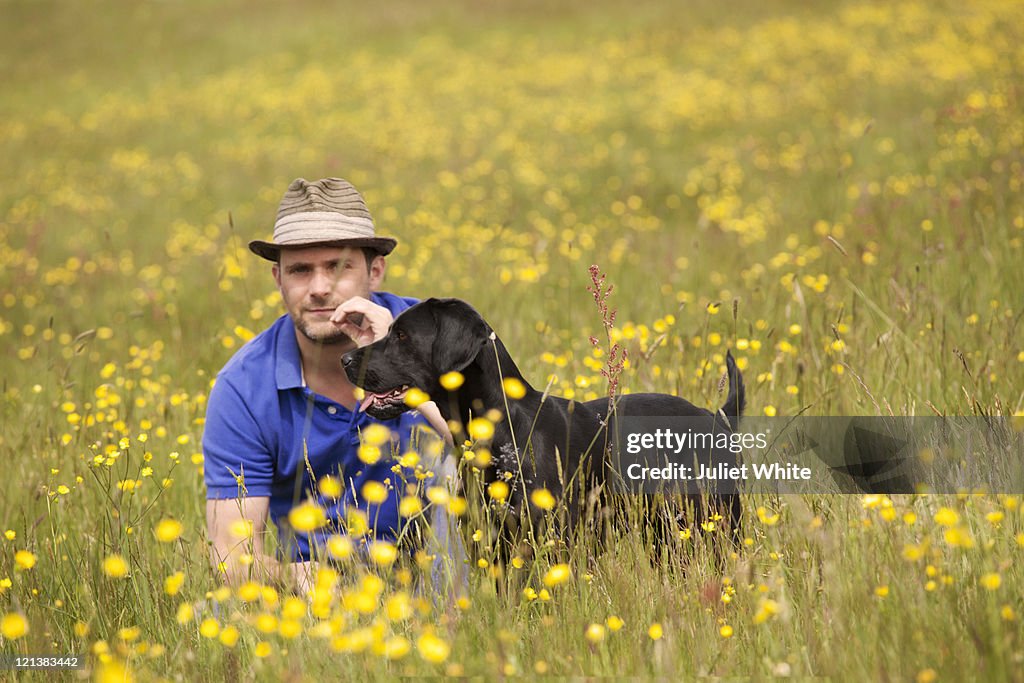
[309,268,333,296]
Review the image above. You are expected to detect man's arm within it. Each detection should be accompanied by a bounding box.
[206,497,316,594]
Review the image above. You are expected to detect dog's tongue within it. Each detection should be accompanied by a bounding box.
[358,394,376,413]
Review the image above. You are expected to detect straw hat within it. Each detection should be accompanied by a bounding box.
[248,177,397,261]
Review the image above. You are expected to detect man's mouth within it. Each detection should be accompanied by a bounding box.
[358,386,409,413]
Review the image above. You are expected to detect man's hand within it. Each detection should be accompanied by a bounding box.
[417,400,454,447]
[329,296,393,347]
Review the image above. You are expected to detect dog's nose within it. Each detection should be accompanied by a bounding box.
[341,352,356,368]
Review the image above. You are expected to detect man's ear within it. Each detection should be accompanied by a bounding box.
[430,299,490,374]
[368,255,386,291]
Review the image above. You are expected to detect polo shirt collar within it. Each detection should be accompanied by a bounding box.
[275,316,305,391]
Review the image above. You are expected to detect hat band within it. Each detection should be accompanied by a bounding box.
[272,211,376,245]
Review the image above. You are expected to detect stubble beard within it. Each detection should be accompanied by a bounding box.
[294,315,354,347]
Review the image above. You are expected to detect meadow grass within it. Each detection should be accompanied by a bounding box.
[1,0,1023,679]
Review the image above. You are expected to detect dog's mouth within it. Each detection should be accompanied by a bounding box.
[358,385,409,414]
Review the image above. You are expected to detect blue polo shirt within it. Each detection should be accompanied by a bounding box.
[202,292,433,561]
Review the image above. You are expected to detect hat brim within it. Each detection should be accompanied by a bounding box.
[248,236,397,262]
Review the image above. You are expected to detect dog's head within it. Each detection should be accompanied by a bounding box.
[342,298,490,419]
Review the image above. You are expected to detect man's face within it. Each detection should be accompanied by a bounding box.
[273,246,385,346]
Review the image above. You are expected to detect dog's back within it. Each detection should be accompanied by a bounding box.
[580,353,746,533]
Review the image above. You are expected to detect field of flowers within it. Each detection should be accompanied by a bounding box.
[2,0,1023,679]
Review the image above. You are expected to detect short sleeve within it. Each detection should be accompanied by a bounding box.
[202,376,275,498]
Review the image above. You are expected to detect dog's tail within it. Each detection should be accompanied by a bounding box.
[721,350,745,431]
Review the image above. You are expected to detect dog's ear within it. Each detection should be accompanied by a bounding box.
[429,298,490,374]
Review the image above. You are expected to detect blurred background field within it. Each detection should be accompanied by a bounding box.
[1,0,1023,679]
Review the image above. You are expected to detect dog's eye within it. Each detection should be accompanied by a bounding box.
[395,330,408,342]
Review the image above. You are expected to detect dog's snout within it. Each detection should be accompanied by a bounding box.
[341,351,357,368]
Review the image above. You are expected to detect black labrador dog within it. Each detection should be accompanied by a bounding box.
[342,298,744,545]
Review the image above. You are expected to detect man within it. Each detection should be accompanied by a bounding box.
[203,177,454,593]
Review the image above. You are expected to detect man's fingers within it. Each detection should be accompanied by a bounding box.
[330,296,393,345]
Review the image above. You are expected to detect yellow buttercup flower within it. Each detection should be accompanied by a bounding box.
[382,635,412,660]
[487,480,510,502]
[164,571,185,596]
[502,377,526,399]
[980,573,1001,591]
[369,540,398,567]
[361,481,389,504]
[468,417,494,441]
[327,534,353,560]
[175,603,194,624]
[14,550,36,570]
[426,486,450,505]
[360,423,392,447]
[255,613,279,634]
[219,625,240,648]
[902,544,925,562]
[279,619,303,639]
[288,502,327,532]
[933,507,959,527]
[115,625,139,642]
[543,563,571,587]
[399,496,423,517]
[282,596,307,620]
[417,631,451,663]
[447,496,468,516]
[530,488,556,510]
[346,509,370,537]
[358,444,382,464]
[1,612,28,639]
[229,519,254,539]
[94,659,132,683]
[103,554,129,578]
[154,518,183,543]
[404,387,430,408]
[753,598,780,624]
[199,618,220,639]
[236,581,261,602]
[439,372,465,391]
[985,511,1004,525]
[648,623,664,640]
[385,592,414,622]
[756,507,779,525]
[318,475,343,499]
[585,623,606,643]
[943,526,975,548]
